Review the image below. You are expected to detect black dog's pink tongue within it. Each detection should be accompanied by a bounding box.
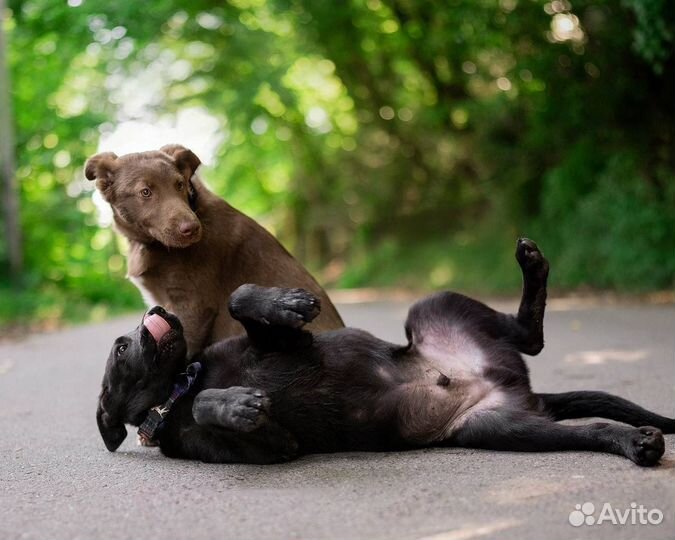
[143,313,171,343]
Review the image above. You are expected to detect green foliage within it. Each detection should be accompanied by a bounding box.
[623,0,675,73]
[0,279,138,327]
[538,155,675,290]
[1,0,674,327]
[338,225,521,294]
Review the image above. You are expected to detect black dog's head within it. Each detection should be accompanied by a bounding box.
[96,306,187,451]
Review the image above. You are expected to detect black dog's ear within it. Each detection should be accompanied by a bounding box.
[96,399,127,452]
[159,144,201,182]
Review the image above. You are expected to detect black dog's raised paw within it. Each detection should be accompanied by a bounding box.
[628,426,665,467]
[271,288,321,328]
[193,387,271,433]
[229,284,322,328]
[515,237,549,278]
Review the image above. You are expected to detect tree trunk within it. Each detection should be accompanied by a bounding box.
[0,0,22,282]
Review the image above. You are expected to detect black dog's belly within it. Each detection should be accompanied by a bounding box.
[158,320,538,460]
[172,326,533,458]
[238,329,522,452]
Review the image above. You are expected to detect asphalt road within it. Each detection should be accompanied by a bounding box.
[1,298,674,540]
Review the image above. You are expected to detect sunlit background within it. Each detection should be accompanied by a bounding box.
[0,0,673,328]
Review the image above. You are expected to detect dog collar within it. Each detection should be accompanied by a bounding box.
[138,362,202,445]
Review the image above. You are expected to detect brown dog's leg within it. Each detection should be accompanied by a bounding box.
[170,301,217,357]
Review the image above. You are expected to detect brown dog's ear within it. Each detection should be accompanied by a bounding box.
[160,144,201,181]
[84,152,119,191]
[159,144,188,158]
[96,398,127,452]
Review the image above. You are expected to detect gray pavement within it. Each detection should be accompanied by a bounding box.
[1,299,674,540]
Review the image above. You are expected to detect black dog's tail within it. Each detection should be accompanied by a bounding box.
[538,391,675,433]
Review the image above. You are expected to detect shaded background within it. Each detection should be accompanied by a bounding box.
[1,0,674,328]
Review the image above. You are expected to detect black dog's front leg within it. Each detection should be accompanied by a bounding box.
[161,422,299,464]
[228,284,320,350]
[451,410,665,467]
[157,388,300,464]
[191,387,299,463]
[193,387,270,432]
[229,284,320,327]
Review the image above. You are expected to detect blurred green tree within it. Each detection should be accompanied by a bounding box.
[1,0,674,327]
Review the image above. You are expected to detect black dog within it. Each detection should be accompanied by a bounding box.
[96,239,674,466]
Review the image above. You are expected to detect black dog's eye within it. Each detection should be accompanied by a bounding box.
[116,344,128,356]
[140,188,152,198]
[176,181,184,192]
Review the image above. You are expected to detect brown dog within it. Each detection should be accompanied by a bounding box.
[85,144,344,355]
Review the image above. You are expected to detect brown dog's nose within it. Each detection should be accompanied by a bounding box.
[179,221,199,237]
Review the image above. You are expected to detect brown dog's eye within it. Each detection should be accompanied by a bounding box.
[140,188,152,198]
[116,344,128,355]
[176,181,184,192]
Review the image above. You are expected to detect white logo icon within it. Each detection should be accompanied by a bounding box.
[569,502,595,527]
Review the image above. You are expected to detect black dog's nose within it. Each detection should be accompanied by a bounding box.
[148,306,167,316]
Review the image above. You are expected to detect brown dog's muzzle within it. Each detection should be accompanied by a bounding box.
[177,219,201,243]
[153,205,202,248]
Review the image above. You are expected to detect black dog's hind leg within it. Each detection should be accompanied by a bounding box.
[451,410,665,467]
[538,391,675,433]
[228,284,320,350]
[471,237,549,354]
[509,237,549,355]
[404,238,548,356]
